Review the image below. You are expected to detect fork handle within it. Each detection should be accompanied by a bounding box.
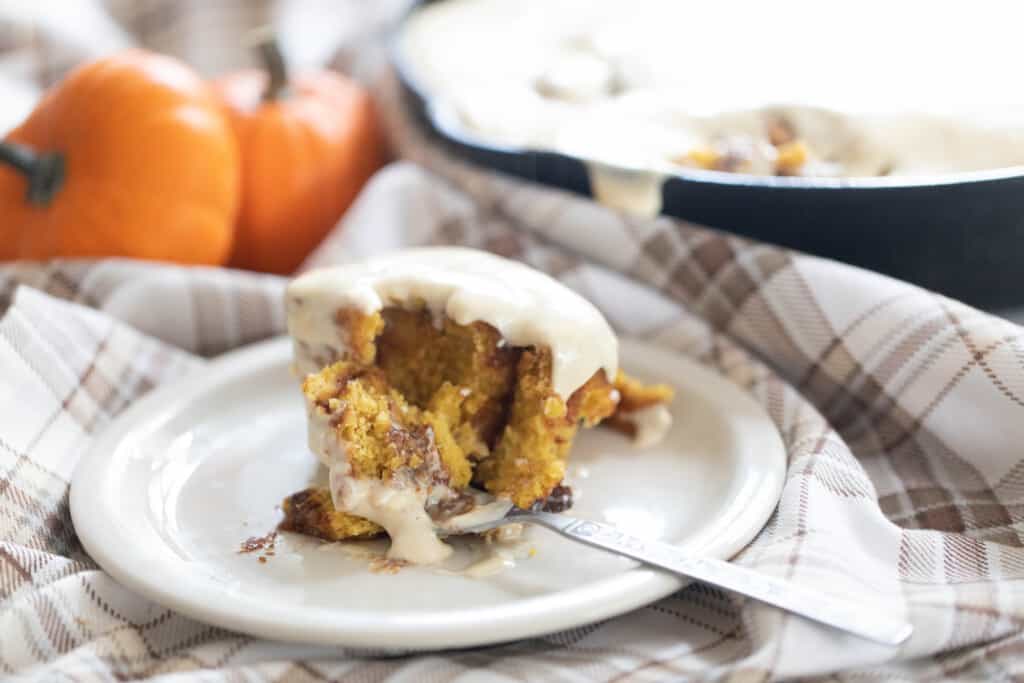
[526,511,912,646]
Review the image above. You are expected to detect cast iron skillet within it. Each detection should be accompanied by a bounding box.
[393,0,1024,309]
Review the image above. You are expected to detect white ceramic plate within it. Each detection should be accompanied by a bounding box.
[71,337,786,650]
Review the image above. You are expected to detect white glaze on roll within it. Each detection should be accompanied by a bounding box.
[288,247,619,564]
[286,246,618,400]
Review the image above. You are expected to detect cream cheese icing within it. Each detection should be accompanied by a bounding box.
[287,247,619,564]
[628,405,673,449]
[286,246,618,399]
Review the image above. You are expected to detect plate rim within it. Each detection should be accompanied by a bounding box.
[70,335,787,649]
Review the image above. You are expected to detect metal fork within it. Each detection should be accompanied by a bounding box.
[450,508,913,647]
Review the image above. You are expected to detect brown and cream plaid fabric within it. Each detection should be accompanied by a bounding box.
[4,2,1024,681]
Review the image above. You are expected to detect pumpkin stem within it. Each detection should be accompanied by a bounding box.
[0,141,65,206]
[254,30,288,102]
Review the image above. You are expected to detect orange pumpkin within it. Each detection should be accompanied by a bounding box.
[0,49,239,264]
[213,35,386,275]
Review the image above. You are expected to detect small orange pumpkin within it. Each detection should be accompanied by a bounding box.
[213,34,386,275]
[0,49,239,264]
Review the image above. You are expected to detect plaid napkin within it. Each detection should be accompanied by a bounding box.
[4,3,1024,681]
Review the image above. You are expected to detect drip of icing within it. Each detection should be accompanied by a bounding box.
[628,405,673,448]
[436,497,514,533]
[286,247,618,400]
[586,163,665,218]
